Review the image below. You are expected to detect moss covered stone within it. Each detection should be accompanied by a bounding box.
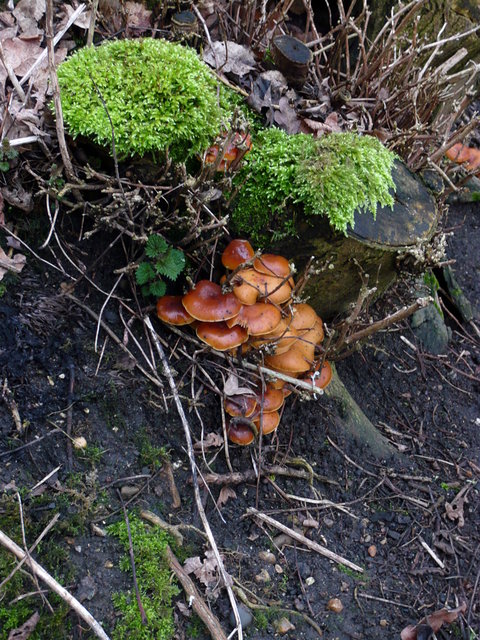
[57,38,231,161]
[231,128,396,245]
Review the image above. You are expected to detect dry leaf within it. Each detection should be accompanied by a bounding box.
[125,1,152,36]
[58,3,91,31]
[0,246,26,280]
[13,0,45,36]
[183,555,203,575]
[400,602,467,640]
[223,373,255,397]
[445,485,470,528]
[204,41,256,76]
[193,432,223,450]
[7,611,40,640]
[273,96,301,134]
[216,486,236,508]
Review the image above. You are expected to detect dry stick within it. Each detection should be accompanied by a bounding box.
[117,490,148,626]
[144,316,243,640]
[66,363,75,470]
[87,0,99,47]
[246,507,364,573]
[0,529,111,640]
[165,545,228,640]
[45,0,75,183]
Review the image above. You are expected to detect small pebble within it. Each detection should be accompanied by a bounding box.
[73,436,87,450]
[305,576,315,586]
[254,568,271,584]
[368,545,377,558]
[380,619,388,627]
[259,550,276,564]
[274,617,295,634]
[323,517,334,528]
[327,598,344,613]
[120,485,139,498]
[104,560,113,569]
[274,564,283,574]
[229,604,253,628]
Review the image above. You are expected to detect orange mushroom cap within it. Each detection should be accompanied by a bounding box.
[251,317,299,355]
[290,303,318,332]
[156,295,195,326]
[264,345,311,374]
[227,419,255,445]
[182,280,242,322]
[222,239,255,270]
[252,409,281,435]
[256,384,285,413]
[233,269,294,306]
[254,254,291,278]
[294,320,325,362]
[226,302,282,336]
[205,132,252,172]
[224,394,257,418]
[196,321,248,351]
[301,360,333,390]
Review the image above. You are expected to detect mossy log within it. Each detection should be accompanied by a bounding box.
[273,160,438,320]
[324,364,399,460]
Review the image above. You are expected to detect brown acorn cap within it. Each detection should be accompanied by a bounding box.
[182,280,241,322]
[226,302,282,336]
[222,239,255,270]
[224,394,257,418]
[196,321,248,351]
[156,295,195,326]
[253,254,291,278]
[227,419,255,445]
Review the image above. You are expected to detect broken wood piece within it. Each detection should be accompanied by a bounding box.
[246,508,364,573]
[165,544,228,640]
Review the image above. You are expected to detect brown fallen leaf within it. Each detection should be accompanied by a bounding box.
[216,486,236,508]
[8,611,40,640]
[0,246,26,280]
[445,484,471,528]
[203,41,256,76]
[400,602,467,640]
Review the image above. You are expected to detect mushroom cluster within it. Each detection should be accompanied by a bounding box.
[156,239,332,445]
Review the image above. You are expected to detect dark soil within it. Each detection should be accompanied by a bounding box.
[0,201,479,640]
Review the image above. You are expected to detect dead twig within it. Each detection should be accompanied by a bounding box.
[0,529,111,640]
[246,507,364,573]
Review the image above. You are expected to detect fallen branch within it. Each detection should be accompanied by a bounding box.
[245,507,364,573]
[0,529,110,640]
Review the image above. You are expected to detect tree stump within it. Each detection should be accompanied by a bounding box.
[273,160,438,320]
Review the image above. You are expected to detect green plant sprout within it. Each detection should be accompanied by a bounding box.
[0,140,18,173]
[136,235,185,297]
[231,128,396,244]
[57,38,233,161]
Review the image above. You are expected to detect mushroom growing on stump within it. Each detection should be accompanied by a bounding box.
[156,295,195,326]
[182,280,242,322]
[222,239,255,270]
[196,321,248,351]
[301,360,333,390]
[252,409,281,435]
[253,254,292,278]
[226,302,282,336]
[233,269,295,306]
[224,394,257,418]
[227,419,255,445]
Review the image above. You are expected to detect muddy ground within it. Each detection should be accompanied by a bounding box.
[0,200,478,640]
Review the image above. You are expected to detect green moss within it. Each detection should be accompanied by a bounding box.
[231,128,396,244]
[57,38,233,161]
[108,515,179,640]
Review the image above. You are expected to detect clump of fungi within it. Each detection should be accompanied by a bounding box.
[156,239,332,445]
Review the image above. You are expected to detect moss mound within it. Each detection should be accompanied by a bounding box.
[57,38,230,161]
[231,129,396,244]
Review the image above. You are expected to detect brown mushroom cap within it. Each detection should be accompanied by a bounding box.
[222,239,255,270]
[182,280,242,322]
[290,303,318,331]
[256,384,285,413]
[227,419,255,445]
[233,269,294,305]
[265,345,311,374]
[251,317,299,355]
[226,302,282,336]
[254,254,291,278]
[156,295,195,326]
[301,360,332,390]
[252,410,280,435]
[224,394,257,418]
[294,320,325,362]
[196,321,248,351]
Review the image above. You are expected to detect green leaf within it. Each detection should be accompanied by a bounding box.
[155,248,185,280]
[136,262,155,285]
[145,235,168,258]
[148,280,167,297]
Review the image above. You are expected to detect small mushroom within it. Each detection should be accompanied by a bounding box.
[156,295,195,326]
[226,302,282,336]
[252,409,281,435]
[253,254,291,278]
[227,419,255,445]
[251,317,299,355]
[205,131,252,172]
[182,280,242,322]
[233,269,294,306]
[224,394,257,418]
[196,321,248,351]
[222,239,255,270]
[265,345,311,375]
[301,360,332,390]
[255,384,285,413]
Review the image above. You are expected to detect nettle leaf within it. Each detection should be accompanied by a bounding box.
[136,262,155,285]
[155,248,185,280]
[148,280,167,297]
[145,234,168,258]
